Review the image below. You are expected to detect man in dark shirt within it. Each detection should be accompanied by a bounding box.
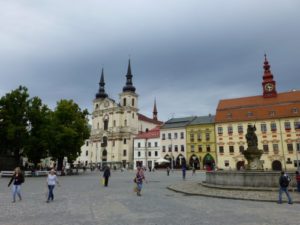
[278,171,292,204]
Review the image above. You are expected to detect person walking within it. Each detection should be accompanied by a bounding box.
[46,169,59,203]
[296,171,300,192]
[192,166,196,176]
[278,171,293,204]
[8,167,24,203]
[103,166,111,187]
[182,164,186,180]
[166,166,170,176]
[135,166,146,196]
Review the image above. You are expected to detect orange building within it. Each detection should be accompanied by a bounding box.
[215,55,300,171]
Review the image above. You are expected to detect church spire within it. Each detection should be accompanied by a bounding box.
[96,68,108,99]
[153,98,158,121]
[262,54,277,98]
[122,59,136,93]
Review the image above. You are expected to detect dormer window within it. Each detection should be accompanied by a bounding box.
[292,108,299,114]
[247,112,253,117]
[269,111,276,117]
[227,113,232,119]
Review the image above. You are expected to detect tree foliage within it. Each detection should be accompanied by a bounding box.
[48,99,90,170]
[0,86,29,164]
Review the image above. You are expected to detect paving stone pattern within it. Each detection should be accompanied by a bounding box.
[0,170,299,225]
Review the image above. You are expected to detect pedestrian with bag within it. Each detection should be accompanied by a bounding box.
[46,169,59,203]
[278,171,293,204]
[103,166,111,187]
[8,167,24,203]
[134,166,146,196]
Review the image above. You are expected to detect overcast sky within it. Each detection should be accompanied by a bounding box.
[1,0,300,121]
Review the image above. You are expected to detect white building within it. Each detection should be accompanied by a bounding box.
[134,126,161,170]
[160,117,196,169]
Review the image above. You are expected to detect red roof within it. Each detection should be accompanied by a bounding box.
[215,90,300,123]
[135,126,161,139]
[138,113,163,125]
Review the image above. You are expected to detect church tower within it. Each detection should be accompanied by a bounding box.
[153,98,158,121]
[262,54,277,98]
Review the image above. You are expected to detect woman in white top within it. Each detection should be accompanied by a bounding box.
[46,169,59,203]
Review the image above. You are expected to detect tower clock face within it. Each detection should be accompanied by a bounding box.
[264,83,274,92]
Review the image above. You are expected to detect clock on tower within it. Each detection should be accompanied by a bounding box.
[262,55,277,98]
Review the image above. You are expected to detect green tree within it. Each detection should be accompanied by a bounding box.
[49,99,90,171]
[24,97,51,167]
[0,86,29,165]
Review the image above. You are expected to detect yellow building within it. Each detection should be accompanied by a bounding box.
[215,56,300,171]
[186,115,216,170]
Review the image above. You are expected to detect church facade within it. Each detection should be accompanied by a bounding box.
[80,60,161,169]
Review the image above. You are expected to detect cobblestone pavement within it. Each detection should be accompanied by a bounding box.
[0,170,299,225]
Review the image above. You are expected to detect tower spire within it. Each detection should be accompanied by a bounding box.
[153,98,158,121]
[262,54,277,98]
[122,59,136,93]
[96,68,108,99]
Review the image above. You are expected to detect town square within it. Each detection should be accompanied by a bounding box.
[1,1,300,225]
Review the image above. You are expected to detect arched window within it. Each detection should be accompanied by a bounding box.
[132,98,135,106]
[104,120,108,130]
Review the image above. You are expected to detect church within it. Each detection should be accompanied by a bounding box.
[78,60,162,169]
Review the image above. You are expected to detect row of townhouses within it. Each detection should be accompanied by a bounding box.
[77,56,300,171]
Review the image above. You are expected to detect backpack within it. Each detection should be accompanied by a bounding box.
[281,175,290,187]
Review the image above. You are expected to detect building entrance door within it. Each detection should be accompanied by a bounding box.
[272,160,282,171]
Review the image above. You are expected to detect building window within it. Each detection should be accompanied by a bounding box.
[148,151,151,157]
[174,145,178,152]
[113,120,116,127]
[270,122,277,132]
[294,121,300,130]
[162,146,166,152]
[273,144,279,154]
[181,145,185,152]
[132,113,134,118]
[123,98,126,106]
[218,127,223,135]
[138,151,141,157]
[284,121,291,130]
[206,133,210,141]
[263,144,269,153]
[123,139,127,144]
[219,146,224,154]
[206,145,211,152]
[239,146,244,153]
[86,141,89,146]
[124,120,127,126]
[229,146,234,154]
[97,122,99,129]
[132,98,135,106]
[198,145,203,152]
[261,123,267,133]
[155,151,158,157]
[180,132,184,139]
[155,142,158,147]
[104,120,108,130]
[86,150,88,156]
[168,145,172,152]
[228,126,233,134]
[168,133,171,140]
[269,111,276,116]
[138,142,141,148]
[296,143,300,152]
[174,133,178,139]
[113,140,115,147]
[162,133,166,140]
[191,145,195,152]
[227,113,232,119]
[238,125,243,133]
[123,149,127,156]
[190,133,194,142]
[287,143,293,153]
[224,160,229,167]
[147,142,151,147]
[197,132,202,141]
